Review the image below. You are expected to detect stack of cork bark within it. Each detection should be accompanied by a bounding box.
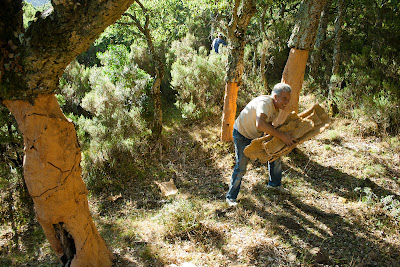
[244,103,331,162]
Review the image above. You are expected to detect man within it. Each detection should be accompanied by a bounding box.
[226,83,297,206]
[212,33,227,53]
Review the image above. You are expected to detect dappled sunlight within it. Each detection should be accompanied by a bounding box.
[2,0,400,264]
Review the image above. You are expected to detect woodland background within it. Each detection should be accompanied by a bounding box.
[1,0,400,266]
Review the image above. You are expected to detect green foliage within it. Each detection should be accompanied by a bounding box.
[97,45,131,84]
[116,0,194,48]
[170,34,227,120]
[0,105,34,236]
[355,187,400,222]
[156,198,203,240]
[73,46,153,192]
[22,1,52,29]
[359,91,400,134]
[308,0,400,135]
[59,60,92,115]
[58,44,155,194]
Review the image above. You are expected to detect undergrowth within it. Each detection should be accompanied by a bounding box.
[1,96,400,266]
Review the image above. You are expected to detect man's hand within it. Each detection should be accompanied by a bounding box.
[279,132,297,146]
[257,113,298,146]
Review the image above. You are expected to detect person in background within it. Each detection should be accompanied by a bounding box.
[212,33,227,53]
[226,83,297,206]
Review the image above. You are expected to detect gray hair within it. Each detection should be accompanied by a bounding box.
[272,83,292,96]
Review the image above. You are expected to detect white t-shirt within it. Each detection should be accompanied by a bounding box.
[234,95,280,139]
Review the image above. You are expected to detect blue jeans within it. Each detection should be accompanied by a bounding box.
[226,129,283,201]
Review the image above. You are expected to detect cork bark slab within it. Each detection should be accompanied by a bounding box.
[244,103,331,163]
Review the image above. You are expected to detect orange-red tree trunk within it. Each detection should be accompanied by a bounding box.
[4,95,112,266]
[1,1,135,265]
[276,49,310,124]
[276,0,326,125]
[220,0,256,141]
[221,82,239,141]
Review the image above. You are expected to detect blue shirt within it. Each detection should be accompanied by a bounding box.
[212,38,227,53]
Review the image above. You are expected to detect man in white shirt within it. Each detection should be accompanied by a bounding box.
[226,83,297,206]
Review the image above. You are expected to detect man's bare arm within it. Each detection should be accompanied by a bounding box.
[256,113,297,146]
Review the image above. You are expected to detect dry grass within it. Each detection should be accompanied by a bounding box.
[1,96,400,266]
[95,98,400,266]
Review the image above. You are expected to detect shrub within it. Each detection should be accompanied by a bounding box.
[155,199,202,240]
[170,34,227,120]
[63,45,154,192]
[354,187,400,222]
[79,65,152,187]
[58,60,92,117]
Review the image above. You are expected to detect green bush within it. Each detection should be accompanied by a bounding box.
[59,45,154,192]
[59,60,92,116]
[156,199,202,240]
[170,34,227,120]
[79,64,152,187]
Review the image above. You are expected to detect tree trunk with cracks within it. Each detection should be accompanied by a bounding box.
[1,0,135,265]
[221,0,257,141]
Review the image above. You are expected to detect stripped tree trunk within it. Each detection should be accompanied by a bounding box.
[280,48,310,115]
[276,0,326,125]
[4,95,113,266]
[1,1,135,265]
[221,0,257,141]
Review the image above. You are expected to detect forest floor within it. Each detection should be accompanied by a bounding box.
[1,95,400,266]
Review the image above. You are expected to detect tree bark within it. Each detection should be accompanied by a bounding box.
[221,82,239,141]
[1,0,136,99]
[328,0,345,116]
[1,0,135,265]
[280,48,310,116]
[151,70,164,140]
[260,45,269,91]
[310,0,332,80]
[331,0,344,76]
[221,0,257,141]
[4,95,112,266]
[276,0,326,125]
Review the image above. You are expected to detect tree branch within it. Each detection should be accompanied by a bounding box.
[18,0,135,96]
[260,3,269,39]
[122,12,145,33]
